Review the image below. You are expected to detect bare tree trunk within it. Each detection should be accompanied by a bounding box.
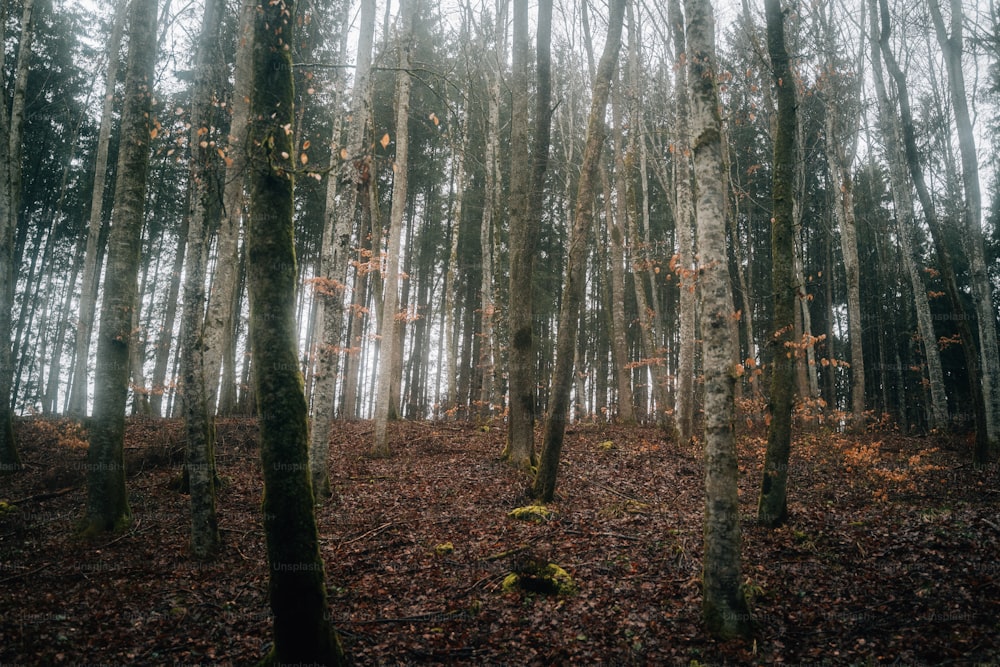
[68,0,127,417]
[203,0,255,415]
[372,0,414,458]
[533,0,624,503]
[179,0,224,560]
[928,0,1000,454]
[0,0,35,468]
[310,0,373,494]
[685,0,753,639]
[443,78,469,416]
[608,92,636,424]
[150,192,189,417]
[818,1,866,430]
[504,0,544,468]
[869,8,947,430]
[875,0,988,459]
[669,0,697,444]
[82,0,158,535]
[757,0,797,529]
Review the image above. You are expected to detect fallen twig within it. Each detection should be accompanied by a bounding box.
[342,521,394,544]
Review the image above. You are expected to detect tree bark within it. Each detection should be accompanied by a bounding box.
[757,0,797,529]
[608,92,636,424]
[685,0,753,639]
[81,0,158,535]
[179,0,224,560]
[203,0,255,416]
[669,0,697,444]
[504,0,542,468]
[928,0,1000,455]
[247,0,346,659]
[869,8,948,430]
[372,0,414,458]
[875,0,989,460]
[533,0,625,503]
[0,0,35,469]
[310,0,375,492]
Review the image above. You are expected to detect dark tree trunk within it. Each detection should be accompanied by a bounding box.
[81,0,158,535]
[247,0,346,660]
[757,0,797,528]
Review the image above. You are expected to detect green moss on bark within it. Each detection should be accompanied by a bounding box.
[247,0,345,662]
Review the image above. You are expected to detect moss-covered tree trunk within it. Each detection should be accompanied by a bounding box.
[685,0,753,640]
[247,0,345,661]
[756,0,797,529]
[81,0,158,535]
[533,0,624,503]
[180,0,224,559]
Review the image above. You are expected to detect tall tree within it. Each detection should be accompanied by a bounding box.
[203,0,256,416]
[534,0,625,503]
[247,0,346,659]
[868,3,948,430]
[372,0,415,458]
[0,0,35,470]
[928,0,1000,453]
[818,3,866,429]
[685,0,753,639]
[757,0,797,528]
[81,0,158,535]
[309,0,373,494]
[179,0,224,559]
[669,0,697,443]
[503,0,538,468]
[875,0,989,460]
[68,0,128,418]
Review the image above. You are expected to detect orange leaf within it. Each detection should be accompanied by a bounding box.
[380,133,391,149]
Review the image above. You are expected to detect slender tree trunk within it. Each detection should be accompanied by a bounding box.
[68,0,128,417]
[82,0,158,535]
[372,0,414,458]
[310,0,375,491]
[150,192,189,417]
[179,0,224,560]
[533,0,624,503]
[685,0,753,639]
[757,0,797,529]
[825,113,865,429]
[928,0,1000,454]
[669,0,697,443]
[608,93,636,424]
[443,82,469,416]
[625,5,672,426]
[203,0,255,414]
[869,10,947,429]
[0,0,36,469]
[875,0,988,459]
[247,0,346,659]
[504,0,541,468]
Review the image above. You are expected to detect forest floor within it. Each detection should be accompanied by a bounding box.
[1,416,998,666]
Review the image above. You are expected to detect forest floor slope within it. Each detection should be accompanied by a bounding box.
[1,417,998,664]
